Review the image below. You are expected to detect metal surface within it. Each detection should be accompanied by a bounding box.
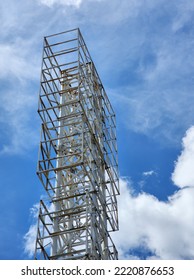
[35,28,119,260]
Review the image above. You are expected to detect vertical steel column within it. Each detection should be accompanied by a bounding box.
[34,28,119,260]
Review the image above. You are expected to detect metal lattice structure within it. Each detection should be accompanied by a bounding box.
[35,28,119,260]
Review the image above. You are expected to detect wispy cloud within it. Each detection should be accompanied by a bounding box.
[105,1,194,145]
[23,203,39,257]
[172,0,194,32]
[23,224,37,258]
[0,43,39,82]
[38,0,82,8]
[0,87,39,155]
[1,0,193,156]
[24,201,54,258]
[0,3,42,155]
[142,170,156,177]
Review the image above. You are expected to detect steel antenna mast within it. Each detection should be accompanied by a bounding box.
[35,28,119,260]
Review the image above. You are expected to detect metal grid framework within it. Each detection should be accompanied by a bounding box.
[35,28,119,260]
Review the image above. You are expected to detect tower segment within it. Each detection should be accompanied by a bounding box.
[35,28,119,260]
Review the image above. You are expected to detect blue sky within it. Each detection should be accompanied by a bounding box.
[1,0,194,260]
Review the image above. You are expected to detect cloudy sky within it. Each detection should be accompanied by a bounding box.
[0,0,194,260]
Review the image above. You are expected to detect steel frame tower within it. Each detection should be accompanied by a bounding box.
[35,28,119,260]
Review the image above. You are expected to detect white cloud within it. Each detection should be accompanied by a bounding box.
[24,202,54,258]
[138,171,157,189]
[143,170,156,177]
[0,40,39,82]
[38,0,83,8]
[113,128,194,259]
[23,224,37,257]
[172,126,194,188]
[113,178,194,259]
[23,204,39,257]
[0,89,39,155]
